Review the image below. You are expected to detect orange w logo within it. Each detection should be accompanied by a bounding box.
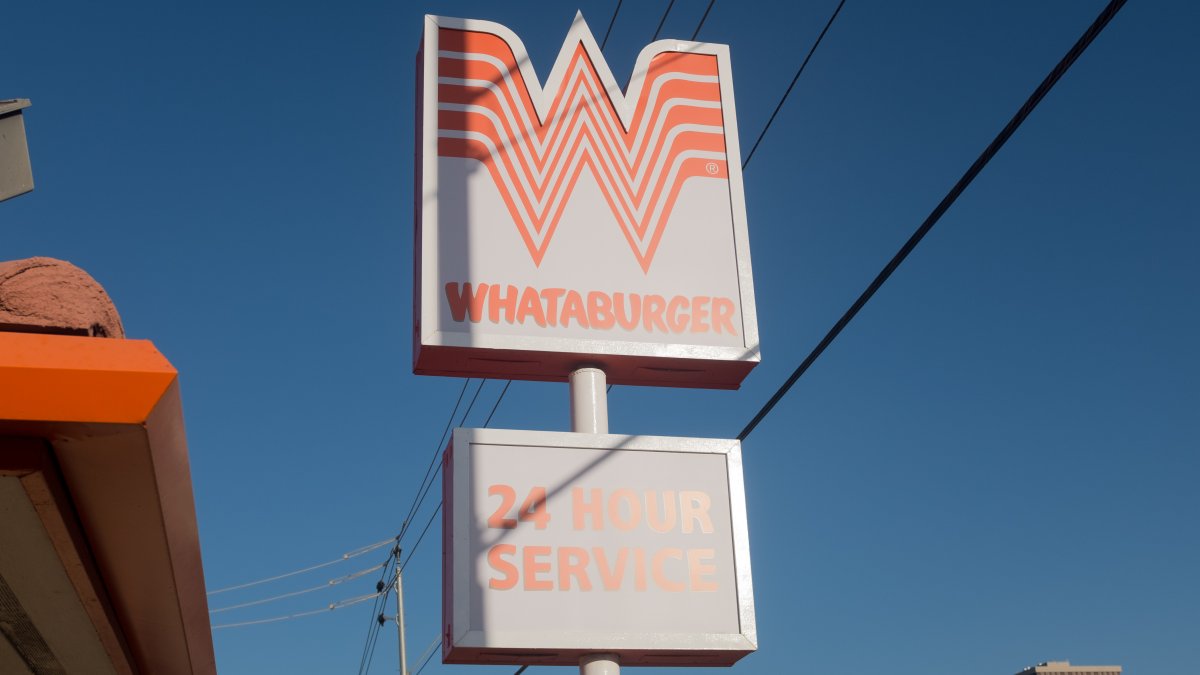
[433,15,731,272]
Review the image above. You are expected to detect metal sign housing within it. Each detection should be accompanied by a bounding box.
[442,427,756,666]
[414,14,760,389]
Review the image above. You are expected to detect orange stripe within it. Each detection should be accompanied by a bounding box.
[436,29,729,271]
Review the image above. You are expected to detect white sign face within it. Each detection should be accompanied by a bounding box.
[443,428,756,666]
[415,14,760,389]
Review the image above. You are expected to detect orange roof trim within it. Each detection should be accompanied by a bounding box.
[0,332,177,424]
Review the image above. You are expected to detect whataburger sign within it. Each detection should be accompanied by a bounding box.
[414,13,760,389]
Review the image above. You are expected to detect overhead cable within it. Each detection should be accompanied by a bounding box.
[412,636,443,675]
[690,0,716,41]
[482,380,512,428]
[358,377,487,674]
[400,502,443,571]
[356,551,399,675]
[211,591,381,629]
[209,562,385,614]
[741,0,846,170]
[651,0,677,41]
[736,0,1128,441]
[206,537,394,596]
[600,0,623,51]
[396,378,471,540]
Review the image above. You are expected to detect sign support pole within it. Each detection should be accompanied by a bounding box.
[569,367,608,435]
[396,564,408,675]
[569,367,619,674]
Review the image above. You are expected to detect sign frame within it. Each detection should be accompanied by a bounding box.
[414,14,761,389]
[442,427,757,666]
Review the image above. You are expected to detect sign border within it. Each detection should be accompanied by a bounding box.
[443,427,757,666]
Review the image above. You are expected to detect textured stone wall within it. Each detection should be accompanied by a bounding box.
[0,258,124,338]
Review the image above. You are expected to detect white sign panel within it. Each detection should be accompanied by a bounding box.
[443,428,756,666]
[415,14,760,389]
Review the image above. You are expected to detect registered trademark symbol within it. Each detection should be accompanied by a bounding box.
[705,162,719,175]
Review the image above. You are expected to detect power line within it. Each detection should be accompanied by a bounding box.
[206,537,393,596]
[651,0,677,41]
[396,379,471,540]
[356,378,472,675]
[397,379,485,555]
[208,563,385,614]
[210,591,381,629]
[690,0,716,41]
[737,0,1128,442]
[482,380,511,428]
[356,549,400,675]
[400,502,442,571]
[741,0,846,171]
[600,0,623,51]
[412,636,442,675]
[357,378,490,675]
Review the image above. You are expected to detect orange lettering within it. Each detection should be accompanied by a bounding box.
[573,488,604,530]
[587,291,615,330]
[687,548,718,592]
[645,490,677,533]
[488,284,518,323]
[561,290,589,328]
[444,282,489,323]
[592,547,628,591]
[712,297,737,335]
[487,484,517,529]
[517,286,547,326]
[608,489,641,531]
[558,547,592,591]
[540,288,566,326]
[523,546,552,590]
[691,296,711,333]
[613,292,640,331]
[643,295,668,333]
[666,296,689,333]
[487,545,518,590]
[633,548,647,591]
[680,491,714,534]
[652,548,685,592]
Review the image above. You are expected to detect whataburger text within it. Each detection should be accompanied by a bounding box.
[483,483,722,593]
[446,282,740,336]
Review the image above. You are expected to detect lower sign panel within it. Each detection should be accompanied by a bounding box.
[443,428,756,666]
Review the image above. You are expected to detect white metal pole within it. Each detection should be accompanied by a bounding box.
[580,653,621,675]
[396,566,408,675]
[569,368,615,674]
[569,367,608,434]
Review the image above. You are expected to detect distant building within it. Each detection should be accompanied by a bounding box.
[1016,661,1121,675]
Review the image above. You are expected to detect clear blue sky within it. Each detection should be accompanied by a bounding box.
[4,1,1197,674]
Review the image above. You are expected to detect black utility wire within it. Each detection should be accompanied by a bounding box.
[482,380,512,428]
[356,549,398,675]
[360,378,490,673]
[737,0,1128,442]
[742,0,846,170]
[600,0,623,51]
[651,0,677,41]
[690,0,717,41]
[357,376,474,675]
[413,642,442,675]
[400,502,443,571]
[398,379,470,538]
